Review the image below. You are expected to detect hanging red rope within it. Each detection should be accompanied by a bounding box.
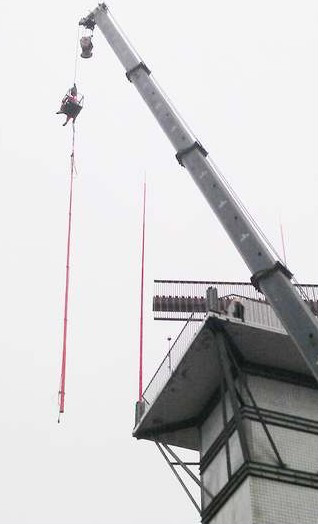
[58,123,76,422]
[139,180,147,402]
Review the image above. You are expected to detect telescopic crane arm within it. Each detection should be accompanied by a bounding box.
[80,4,318,382]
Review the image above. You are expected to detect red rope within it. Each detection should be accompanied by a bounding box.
[58,123,76,422]
[139,181,146,401]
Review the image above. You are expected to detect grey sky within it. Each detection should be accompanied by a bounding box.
[0,0,317,523]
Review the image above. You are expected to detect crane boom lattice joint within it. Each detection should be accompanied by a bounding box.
[176,141,208,167]
[126,62,151,82]
[251,261,293,292]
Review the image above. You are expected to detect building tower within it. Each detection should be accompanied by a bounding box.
[134,280,318,523]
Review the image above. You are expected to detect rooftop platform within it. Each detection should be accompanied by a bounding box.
[134,283,318,449]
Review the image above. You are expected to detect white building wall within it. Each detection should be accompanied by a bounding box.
[250,478,318,524]
[246,420,318,472]
[245,375,318,420]
[201,430,244,508]
[207,478,253,524]
[201,395,233,457]
[201,375,318,523]
[201,381,245,457]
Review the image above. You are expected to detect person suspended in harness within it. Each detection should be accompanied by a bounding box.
[56,84,84,126]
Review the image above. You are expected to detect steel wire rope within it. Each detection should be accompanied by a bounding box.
[73,25,81,86]
[113,20,291,279]
[208,156,283,262]
[122,26,310,300]
[207,157,311,300]
[96,7,313,303]
[107,10,197,142]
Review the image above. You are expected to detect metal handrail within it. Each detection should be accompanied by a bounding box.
[154,280,318,302]
[142,312,203,405]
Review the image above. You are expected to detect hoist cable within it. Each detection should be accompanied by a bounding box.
[58,122,76,423]
[209,159,311,300]
[138,180,146,401]
[209,157,283,263]
[73,25,81,86]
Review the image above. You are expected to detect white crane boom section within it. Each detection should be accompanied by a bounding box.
[80,4,318,382]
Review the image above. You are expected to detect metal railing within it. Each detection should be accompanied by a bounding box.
[221,294,283,331]
[142,312,203,406]
[153,280,318,320]
[142,297,283,411]
[154,280,266,301]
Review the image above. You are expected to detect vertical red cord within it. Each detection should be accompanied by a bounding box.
[139,181,146,402]
[59,124,76,420]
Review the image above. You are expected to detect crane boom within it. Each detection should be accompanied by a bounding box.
[80,4,318,381]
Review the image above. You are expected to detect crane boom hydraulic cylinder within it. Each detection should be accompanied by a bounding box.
[79,4,318,383]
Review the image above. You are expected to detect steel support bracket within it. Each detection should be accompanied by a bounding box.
[155,441,202,514]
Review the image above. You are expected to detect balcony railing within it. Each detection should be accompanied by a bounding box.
[142,312,203,406]
[153,280,318,320]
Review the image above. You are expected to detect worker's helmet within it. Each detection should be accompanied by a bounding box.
[80,36,93,59]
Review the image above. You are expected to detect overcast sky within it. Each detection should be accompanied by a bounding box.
[0,1,317,523]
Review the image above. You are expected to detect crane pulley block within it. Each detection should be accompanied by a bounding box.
[79,9,97,58]
[80,36,93,59]
[79,12,97,31]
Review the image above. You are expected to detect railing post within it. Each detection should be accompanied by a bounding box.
[206,287,219,312]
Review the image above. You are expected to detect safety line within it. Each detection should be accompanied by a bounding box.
[58,123,76,422]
